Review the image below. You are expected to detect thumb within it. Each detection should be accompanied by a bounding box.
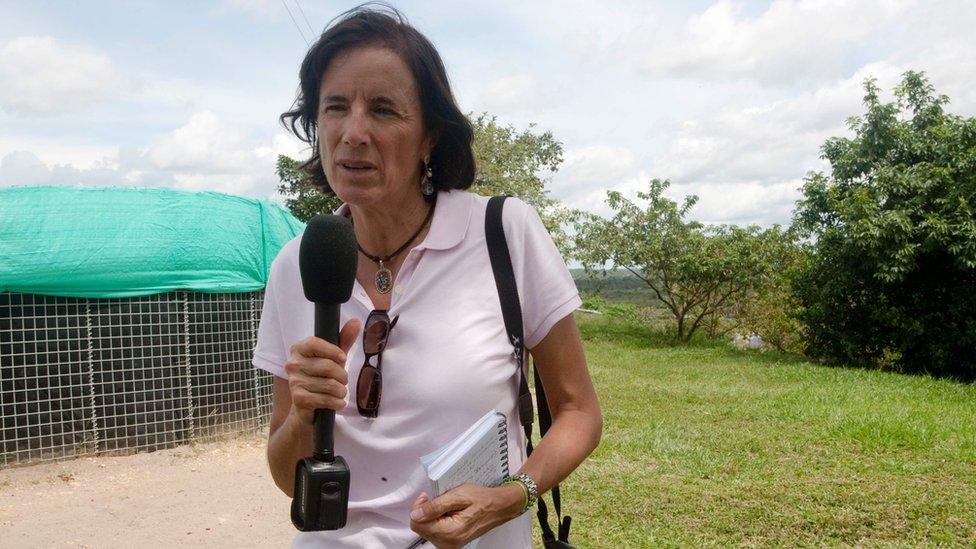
[339,318,362,359]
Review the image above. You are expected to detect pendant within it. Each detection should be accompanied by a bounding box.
[375,261,393,294]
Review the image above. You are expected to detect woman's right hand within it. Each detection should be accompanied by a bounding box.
[284,319,361,426]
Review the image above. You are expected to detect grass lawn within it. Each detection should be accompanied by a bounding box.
[551,313,976,547]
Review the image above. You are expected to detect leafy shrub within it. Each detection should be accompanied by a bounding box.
[792,72,976,380]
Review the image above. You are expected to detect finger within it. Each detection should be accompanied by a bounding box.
[410,511,468,548]
[411,492,429,510]
[291,387,346,413]
[301,377,348,399]
[292,336,347,363]
[339,318,361,357]
[410,490,470,522]
[295,359,349,385]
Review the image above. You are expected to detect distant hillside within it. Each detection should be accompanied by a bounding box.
[572,268,647,292]
[572,269,662,307]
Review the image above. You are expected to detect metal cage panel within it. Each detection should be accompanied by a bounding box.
[0,291,273,468]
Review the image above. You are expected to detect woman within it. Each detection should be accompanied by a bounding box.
[253,6,602,548]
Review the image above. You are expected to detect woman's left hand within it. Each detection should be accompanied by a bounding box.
[409,483,524,548]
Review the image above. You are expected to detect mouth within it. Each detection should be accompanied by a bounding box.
[337,160,377,172]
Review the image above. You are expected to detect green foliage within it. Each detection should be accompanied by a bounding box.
[727,231,809,353]
[468,113,579,254]
[275,114,580,252]
[575,179,789,342]
[792,71,976,380]
[275,155,342,223]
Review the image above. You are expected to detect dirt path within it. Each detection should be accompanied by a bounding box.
[0,430,295,548]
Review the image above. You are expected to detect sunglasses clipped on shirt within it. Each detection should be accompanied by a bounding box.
[356,309,399,418]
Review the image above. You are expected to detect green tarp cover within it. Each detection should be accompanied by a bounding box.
[0,186,305,298]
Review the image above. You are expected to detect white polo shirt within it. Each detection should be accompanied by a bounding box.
[252,189,581,548]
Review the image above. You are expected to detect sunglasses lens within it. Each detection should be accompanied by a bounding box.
[357,366,381,417]
[363,315,390,354]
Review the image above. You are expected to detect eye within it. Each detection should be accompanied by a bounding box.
[374,106,396,116]
[323,104,347,114]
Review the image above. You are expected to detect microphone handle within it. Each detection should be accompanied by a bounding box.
[313,302,341,462]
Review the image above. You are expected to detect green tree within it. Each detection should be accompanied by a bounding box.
[275,155,342,223]
[726,229,807,353]
[575,179,782,342]
[275,114,578,252]
[468,114,577,253]
[792,71,976,380]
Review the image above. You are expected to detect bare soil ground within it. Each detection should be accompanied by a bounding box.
[0,430,295,548]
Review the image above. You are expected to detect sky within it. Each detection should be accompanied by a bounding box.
[1,0,975,227]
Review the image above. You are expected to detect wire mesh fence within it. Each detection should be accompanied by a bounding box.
[0,290,274,468]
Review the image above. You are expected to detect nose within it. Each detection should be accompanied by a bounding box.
[341,107,370,147]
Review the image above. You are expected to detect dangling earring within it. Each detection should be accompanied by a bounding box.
[421,159,434,196]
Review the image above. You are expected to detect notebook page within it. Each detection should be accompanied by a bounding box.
[430,415,495,479]
[420,411,493,471]
[421,410,508,496]
[431,423,504,494]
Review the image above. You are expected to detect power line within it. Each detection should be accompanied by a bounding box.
[280,0,309,46]
[293,0,316,37]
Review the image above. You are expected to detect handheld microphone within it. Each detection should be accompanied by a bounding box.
[291,214,358,532]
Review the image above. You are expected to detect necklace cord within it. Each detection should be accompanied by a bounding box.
[356,197,436,264]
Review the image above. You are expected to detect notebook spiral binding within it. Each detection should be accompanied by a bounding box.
[498,417,510,479]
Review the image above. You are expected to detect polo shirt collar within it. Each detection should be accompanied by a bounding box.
[332,189,470,252]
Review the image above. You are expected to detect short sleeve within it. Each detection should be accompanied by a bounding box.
[503,198,582,349]
[252,252,290,379]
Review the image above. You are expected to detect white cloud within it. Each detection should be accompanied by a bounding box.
[891,1,976,116]
[0,137,119,170]
[4,0,975,234]
[0,36,130,117]
[547,145,643,217]
[1,112,305,198]
[169,172,269,195]
[0,151,49,186]
[636,0,913,86]
[562,169,653,219]
[551,145,639,205]
[132,77,290,126]
[531,0,662,67]
[669,179,803,226]
[564,174,802,228]
[147,111,255,173]
[0,150,133,188]
[143,110,300,196]
[254,132,312,163]
[558,61,914,226]
[478,73,539,113]
[652,62,906,186]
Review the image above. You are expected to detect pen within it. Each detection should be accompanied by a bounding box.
[406,536,427,548]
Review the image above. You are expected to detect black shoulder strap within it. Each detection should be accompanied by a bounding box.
[485,195,572,546]
[485,196,534,430]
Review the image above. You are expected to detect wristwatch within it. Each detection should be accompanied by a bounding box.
[505,473,538,513]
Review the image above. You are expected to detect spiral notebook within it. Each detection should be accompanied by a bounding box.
[420,410,510,496]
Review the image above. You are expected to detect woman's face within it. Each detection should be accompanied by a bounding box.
[317,46,432,208]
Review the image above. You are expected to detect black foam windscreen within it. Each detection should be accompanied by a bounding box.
[298,215,358,304]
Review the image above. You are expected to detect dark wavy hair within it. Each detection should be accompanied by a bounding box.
[279,4,475,199]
